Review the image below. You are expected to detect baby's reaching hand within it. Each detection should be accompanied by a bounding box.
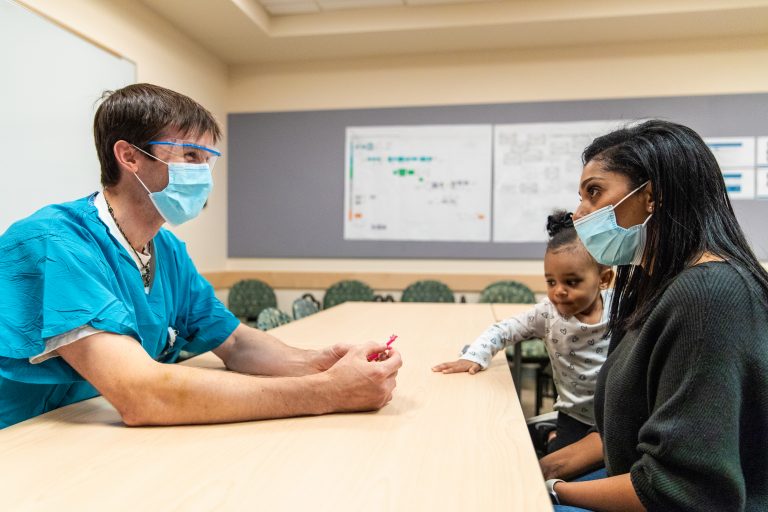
[431,359,482,375]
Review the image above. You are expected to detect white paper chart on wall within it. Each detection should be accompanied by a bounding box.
[344,125,492,242]
[705,137,758,200]
[758,137,768,199]
[493,120,626,243]
[341,122,768,245]
[705,136,768,200]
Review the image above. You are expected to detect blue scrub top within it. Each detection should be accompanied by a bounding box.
[0,194,240,428]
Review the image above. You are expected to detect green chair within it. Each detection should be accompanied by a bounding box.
[400,280,455,303]
[322,280,375,309]
[292,295,320,320]
[228,279,277,324]
[479,280,536,304]
[256,307,293,331]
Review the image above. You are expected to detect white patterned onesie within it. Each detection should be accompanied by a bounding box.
[461,290,612,425]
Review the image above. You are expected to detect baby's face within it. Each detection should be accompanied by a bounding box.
[544,246,604,318]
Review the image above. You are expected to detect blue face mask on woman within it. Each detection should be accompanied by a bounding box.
[132,145,214,226]
[573,181,652,266]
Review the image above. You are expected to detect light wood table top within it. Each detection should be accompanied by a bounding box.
[0,302,550,511]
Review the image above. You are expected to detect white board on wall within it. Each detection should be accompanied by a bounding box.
[344,125,492,242]
[493,120,626,242]
[704,137,758,200]
[0,0,135,234]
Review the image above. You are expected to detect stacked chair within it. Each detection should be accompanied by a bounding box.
[400,280,455,303]
[256,307,293,331]
[322,279,375,309]
[478,280,536,304]
[228,279,278,326]
[292,294,321,320]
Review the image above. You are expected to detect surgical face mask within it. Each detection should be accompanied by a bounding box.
[573,181,652,266]
[131,145,213,226]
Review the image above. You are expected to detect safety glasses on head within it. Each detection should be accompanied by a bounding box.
[145,138,221,171]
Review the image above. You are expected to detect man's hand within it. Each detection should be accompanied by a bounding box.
[322,341,402,412]
[309,343,353,372]
[431,359,481,374]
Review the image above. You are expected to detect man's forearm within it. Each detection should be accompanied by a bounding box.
[215,324,319,377]
[60,332,399,428]
[121,362,335,426]
[60,332,334,426]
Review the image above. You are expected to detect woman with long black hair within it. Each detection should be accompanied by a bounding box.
[541,120,768,511]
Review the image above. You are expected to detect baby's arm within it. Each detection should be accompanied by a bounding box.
[432,304,545,374]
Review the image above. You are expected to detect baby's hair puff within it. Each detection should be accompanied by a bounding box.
[546,209,578,252]
[545,209,609,273]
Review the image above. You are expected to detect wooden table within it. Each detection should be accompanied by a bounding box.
[0,303,550,511]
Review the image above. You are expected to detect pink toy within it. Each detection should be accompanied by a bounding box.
[367,334,398,361]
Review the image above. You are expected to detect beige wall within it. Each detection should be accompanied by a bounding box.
[227,34,768,274]
[19,0,230,271]
[229,35,768,113]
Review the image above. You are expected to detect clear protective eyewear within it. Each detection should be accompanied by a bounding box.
[145,138,221,171]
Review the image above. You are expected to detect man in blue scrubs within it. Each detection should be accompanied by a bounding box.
[0,83,401,428]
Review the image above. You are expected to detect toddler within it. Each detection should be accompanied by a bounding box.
[432,210,613,452]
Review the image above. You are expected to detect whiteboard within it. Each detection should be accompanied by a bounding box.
[344,125,492,241]
[0,0,135,234]
[493,120,626,242]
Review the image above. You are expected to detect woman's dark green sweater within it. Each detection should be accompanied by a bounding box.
[595,262,768,511]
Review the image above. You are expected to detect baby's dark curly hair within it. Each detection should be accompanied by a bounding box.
[546,210,578,251]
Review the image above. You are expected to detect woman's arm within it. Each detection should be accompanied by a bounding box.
[541,432,646,510]
[555,473,646,512]
[540,431,604,480]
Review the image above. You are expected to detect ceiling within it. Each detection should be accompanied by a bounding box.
[257,0,495,16]
[136,0,768,64]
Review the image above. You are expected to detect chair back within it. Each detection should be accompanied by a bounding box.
[228,279,277,322]
[322,280,375,309]
[256,307,293,331]
[479,280,536,304]
[401,280,455,303]
[292,295,320,320]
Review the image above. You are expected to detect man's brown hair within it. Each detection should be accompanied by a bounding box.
[94,83,221,187]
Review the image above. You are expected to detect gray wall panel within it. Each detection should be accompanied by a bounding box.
[228,93,768,259]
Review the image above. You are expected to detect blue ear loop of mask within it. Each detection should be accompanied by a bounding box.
[130,145,213,226]
[573,181,652,266]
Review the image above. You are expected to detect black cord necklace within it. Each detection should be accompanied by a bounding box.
[103,194,152,288]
